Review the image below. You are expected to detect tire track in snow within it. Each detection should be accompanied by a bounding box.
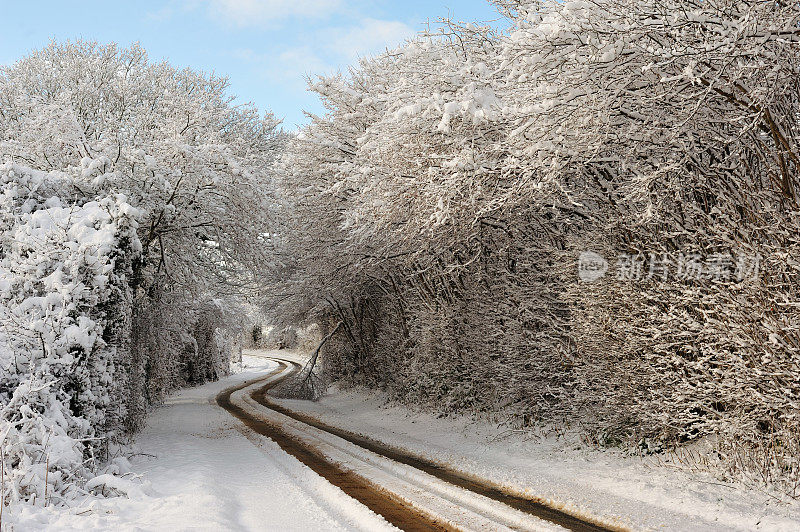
[219,357,619,532]
[217,361,454,532]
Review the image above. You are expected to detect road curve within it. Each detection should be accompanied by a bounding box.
[217,358,621,532]
[217,361,452,531]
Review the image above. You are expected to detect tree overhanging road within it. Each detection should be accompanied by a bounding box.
[217,358,619,532]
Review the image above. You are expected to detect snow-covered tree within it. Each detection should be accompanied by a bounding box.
[0,41,282,505]
[272,0,800,497]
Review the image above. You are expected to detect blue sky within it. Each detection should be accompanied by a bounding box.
[0,1,501,129]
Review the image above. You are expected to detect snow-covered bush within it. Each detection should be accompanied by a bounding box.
[260,323,321,351]
[0,163,139,505]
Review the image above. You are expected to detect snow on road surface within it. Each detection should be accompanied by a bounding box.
[5,356,396,531]
[230,359,574,531]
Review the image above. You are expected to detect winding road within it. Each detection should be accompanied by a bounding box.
[217,356,618,532]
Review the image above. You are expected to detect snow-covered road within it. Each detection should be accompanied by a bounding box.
[224,356,597,531]
[124,358,397,531]
[267,354,800,532]
[8,357,396,531]
[10,351,800,531]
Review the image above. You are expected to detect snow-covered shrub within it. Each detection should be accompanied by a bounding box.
[265,327,299,350]
[184,299,242,385]
[495,0,800,493]
[262,324,321,352]
[0,163,139,505]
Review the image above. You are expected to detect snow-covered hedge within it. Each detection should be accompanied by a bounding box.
[0,163,139,505]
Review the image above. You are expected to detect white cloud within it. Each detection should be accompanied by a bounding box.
[207,0,342,26]
[329,18,415,61]
[234,46,332,89]
[146,0,199,23]
[233,17,416,87]
[228,15,418,127]
[277,46,332,76]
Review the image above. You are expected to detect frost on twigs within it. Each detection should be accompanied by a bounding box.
[1,41,281,507]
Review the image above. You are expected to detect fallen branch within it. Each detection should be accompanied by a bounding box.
[270,322,343,400]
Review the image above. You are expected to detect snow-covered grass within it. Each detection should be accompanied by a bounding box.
[273,371,800,531]
[3,354,395,531]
